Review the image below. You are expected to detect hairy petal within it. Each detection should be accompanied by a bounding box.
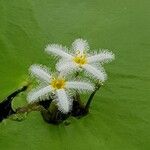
[72,38,89,53]
[83,64,107,82]
[66,81,94,92]
[29,64,51,83]
[55,89,71,114]
[87,50,115,63]
[56,59,79,75]
[27,86,52,103]
[45,44,73,60]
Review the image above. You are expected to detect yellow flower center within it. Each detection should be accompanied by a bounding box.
[73,51,87,66]
[51,78,66,90]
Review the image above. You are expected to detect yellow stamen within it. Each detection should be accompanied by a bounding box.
[51,78,66,90]
[73,51,87,66]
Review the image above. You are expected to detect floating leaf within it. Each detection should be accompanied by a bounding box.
[0,0,150,150]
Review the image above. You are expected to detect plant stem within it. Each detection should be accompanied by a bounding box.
[41,102,70,124]
[0,85,29,122]
[85,83,101,112]
[16,102,44,114]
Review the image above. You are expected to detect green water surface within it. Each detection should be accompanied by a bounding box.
[0,0,150,150]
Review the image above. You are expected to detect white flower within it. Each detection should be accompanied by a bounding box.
[27,64,94,114]
[45,38,115,82]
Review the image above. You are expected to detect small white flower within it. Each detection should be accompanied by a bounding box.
[27,64,94,114]
[45,38,115,82]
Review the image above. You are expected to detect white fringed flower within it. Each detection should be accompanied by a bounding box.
[27,64,94,114]
[45,38,115,82]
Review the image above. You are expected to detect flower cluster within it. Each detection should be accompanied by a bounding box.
[27,38,115,115]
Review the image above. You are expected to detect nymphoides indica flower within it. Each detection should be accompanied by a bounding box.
[27,64,94,114]
[45,39,115,82]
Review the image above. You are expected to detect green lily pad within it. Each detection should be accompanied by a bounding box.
[0,0,150,150]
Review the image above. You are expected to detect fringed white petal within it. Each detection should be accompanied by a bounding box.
[56,59,79,75]
[45,44,73,60]
[29,64,51,83]
[87,50,115,64]
[27,86,52,103]
[55,89,71,114]
[83,64,107,82]
[72,38,89,53]
[66,81,94,92]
